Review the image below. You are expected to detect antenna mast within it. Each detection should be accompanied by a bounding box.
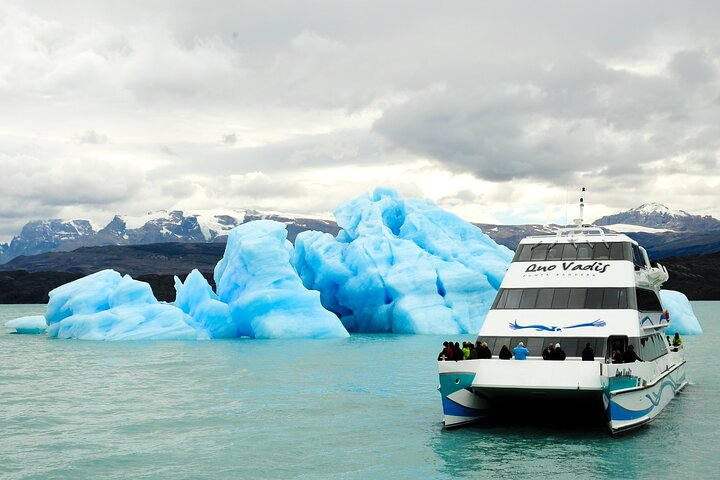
[573,187,585,227]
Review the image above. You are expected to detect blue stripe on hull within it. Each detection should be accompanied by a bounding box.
[441,393,489,418]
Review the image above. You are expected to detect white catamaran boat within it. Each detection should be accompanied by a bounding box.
[438,195,688,435]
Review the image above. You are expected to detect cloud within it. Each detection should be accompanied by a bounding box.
[222,133,237,145]
[79,130,108,144]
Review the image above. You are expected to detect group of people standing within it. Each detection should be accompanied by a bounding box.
[437,341,492,361]
[437,340,596,361]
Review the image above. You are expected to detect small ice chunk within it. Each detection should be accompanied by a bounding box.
[660,289,703,335]
[5,315,47,334]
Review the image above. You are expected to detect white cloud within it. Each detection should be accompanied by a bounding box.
[2,0,720,243]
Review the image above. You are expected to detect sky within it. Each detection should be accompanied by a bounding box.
[2,0,720,242]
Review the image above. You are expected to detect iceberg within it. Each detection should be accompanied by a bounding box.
[5,315,47,334]
[213,220,348,339]
[45,270,205,340]
[292,188,513,334]
[659,289,703,335]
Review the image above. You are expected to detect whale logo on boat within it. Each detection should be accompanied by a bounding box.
[508,319,607,331]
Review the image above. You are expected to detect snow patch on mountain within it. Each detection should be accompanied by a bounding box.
[603,224,674,234]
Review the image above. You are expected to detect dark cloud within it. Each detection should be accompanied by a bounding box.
[222,133,237,145]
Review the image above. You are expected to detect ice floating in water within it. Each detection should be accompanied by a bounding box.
[660,289,703,335]
[292,188,514,334]
[45,270,204,340]
[5,315,47,334]
[213,220,348,339]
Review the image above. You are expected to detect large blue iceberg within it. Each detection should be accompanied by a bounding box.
[292,188,513,334]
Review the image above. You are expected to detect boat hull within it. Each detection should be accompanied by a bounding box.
[438,358,687,434]
[604,361,687,435]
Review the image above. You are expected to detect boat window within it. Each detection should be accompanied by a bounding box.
[568,288,586,309]
[530,244,549,261]
[515,244,533,261]
[492,288,635,310]
[505,290,523,309]
[536,288,555,308]
[551,288,571,308]
[562,338,579,356]
[636,288,663,312]
[593,243,610,260]
[577,243,593,260]
[546,244,563,260]
[527,337,545,354]
[585,288,604,309]
[610,243,626,260]
[601,288,621,309]
[492,289,508,309]
[561,243,577,260]
[632,244,645,268]
[519,289,539,309]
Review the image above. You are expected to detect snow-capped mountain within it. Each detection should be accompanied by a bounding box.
[0,209,339,264]
[594,203,720,232]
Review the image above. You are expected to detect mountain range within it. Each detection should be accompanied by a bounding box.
[0,209,339,264]
[1,202,719,303]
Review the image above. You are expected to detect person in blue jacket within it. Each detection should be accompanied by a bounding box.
[513,341,529,360]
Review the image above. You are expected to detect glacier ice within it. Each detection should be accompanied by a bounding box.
[213,220,348,339]
[5,315,47,334]
[659,289,703,335]
[45,270,204,340]
[292,188,514,334]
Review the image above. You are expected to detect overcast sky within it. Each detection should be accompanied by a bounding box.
[2,0,720,242]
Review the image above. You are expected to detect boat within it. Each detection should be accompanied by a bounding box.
[438,192,688,435]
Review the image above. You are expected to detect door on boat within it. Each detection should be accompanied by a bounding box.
[607,335,628,361]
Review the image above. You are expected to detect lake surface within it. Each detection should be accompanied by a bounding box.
[1,302,718,479]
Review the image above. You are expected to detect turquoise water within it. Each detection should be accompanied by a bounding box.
[1,303,718,479]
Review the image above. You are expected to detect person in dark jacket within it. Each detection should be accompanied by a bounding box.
[476,341,492,359]
[499,345,512,360]
[612,350,623,364]
[437,342,451,361]
[549,342,566,360]
[454,342,463,361]
[542,342,555,360]
[622,344,642,363]
[581,342,595,361]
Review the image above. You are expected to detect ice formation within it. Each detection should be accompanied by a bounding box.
[45,270,203,340]
[659,289,703,335]
[292,188,514,334]
[5,315,47,334]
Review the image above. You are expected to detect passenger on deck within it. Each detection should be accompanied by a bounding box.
[499,345,512,360]
[622,345,643,363]
[437,342,451,361]
[513,342,529,360]
[462,342,471,360]
[477,342,492,359]
[542,343,555,360]
[454,342,463,361]
[612,350,623,364]
[672,333,683,350]
[582,342,595,361]
[468,343,478,359]
[550,343,566,360]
